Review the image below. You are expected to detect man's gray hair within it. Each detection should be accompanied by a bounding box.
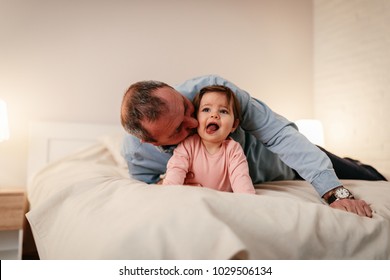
[121,80,171,142]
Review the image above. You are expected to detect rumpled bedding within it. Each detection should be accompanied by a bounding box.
[26,141,390,259]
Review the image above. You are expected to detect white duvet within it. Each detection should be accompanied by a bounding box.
[26,142,390,259]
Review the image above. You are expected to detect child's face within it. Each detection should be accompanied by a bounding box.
[196,91,238,144]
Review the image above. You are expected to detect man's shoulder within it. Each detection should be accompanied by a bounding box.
[122,134,159,156]
[122,134,142,151]
[175,74,223,86]
[174,75,227,98]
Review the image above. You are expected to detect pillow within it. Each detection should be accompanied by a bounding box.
[99,133,128,169]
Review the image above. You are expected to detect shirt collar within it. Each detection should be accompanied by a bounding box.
[156,145,177,153]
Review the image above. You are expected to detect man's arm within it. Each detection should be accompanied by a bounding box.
[176,74,342,196]
[322,188,373,218]
[122,134,171,183]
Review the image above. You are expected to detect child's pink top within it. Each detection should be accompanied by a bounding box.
[163,134,256,194]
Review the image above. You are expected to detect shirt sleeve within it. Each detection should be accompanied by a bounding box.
[121,134,171,184]
[176,74,342,196]
[226,141,256,194]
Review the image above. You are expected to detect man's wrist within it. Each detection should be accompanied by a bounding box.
[323,186,354,204]
[322,186,342,200]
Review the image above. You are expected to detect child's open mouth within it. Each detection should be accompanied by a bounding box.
[206,123,220,134]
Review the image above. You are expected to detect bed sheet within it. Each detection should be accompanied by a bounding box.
[26,141,390,259]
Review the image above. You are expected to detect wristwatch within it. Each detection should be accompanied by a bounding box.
[326,186,354,204]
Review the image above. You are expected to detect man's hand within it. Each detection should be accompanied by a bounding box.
[329,199,373,218]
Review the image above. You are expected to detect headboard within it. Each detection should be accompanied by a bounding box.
[27,121,123,184]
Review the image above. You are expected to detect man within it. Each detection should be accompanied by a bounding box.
[121,75,386,218]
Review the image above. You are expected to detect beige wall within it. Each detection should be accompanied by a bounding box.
[0,0,313,187]
[314,0,390,175]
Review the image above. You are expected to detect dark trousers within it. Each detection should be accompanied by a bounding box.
[294,146,387,181]
[318,146,387,181]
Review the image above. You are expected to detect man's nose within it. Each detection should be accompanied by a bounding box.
[184,116,198,128]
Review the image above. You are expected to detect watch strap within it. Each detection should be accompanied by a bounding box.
[327,193,338,204]
[326,187,354,204]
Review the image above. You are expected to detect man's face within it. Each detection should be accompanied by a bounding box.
[141,86,198,146]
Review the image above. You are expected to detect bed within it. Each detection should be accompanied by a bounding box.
[25,121,390,259]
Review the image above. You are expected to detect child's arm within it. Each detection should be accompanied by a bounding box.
[228,142,256,194]
[162,142,191,185]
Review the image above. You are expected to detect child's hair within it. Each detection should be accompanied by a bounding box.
[192,85,242,122]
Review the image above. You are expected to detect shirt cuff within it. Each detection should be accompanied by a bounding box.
[311,169,343,197]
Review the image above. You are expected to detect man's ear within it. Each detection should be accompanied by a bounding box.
[231,119,239,133]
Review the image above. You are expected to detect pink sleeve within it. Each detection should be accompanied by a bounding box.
[227,142,256,194]
[162,141,191,185]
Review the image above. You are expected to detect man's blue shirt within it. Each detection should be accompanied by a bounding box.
[122,75,342,196]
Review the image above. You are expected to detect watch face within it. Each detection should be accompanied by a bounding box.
[335,187,350,199]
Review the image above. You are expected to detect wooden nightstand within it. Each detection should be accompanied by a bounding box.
[0,188,27,260]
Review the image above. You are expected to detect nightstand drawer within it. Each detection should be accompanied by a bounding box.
[0,188,26,230]
[0,188,27,260]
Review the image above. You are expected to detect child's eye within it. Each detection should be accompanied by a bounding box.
[220,109,229,114]
[201,108,210,112]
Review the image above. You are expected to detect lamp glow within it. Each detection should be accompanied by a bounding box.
[0,99,10,142]
[295,119,324,147]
